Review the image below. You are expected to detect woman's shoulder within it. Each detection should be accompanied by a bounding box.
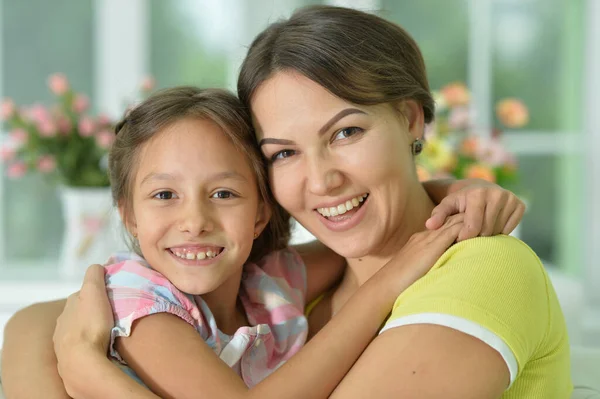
[434,234,545,280]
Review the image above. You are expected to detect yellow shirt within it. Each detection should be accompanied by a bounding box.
[381,235,572,398]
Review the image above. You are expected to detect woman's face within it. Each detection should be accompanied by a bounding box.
[251,71,427,259]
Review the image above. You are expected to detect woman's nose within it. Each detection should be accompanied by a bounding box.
[306,155,344,196]
[177,200,214,236]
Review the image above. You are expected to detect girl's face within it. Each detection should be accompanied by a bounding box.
[123,117,269,295]
[251,71,428,259]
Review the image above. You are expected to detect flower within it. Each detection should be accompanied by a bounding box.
[78,116,95,137]
[6,161,27,179]
[465,164,496,183]
[0,146,15,161]
[496,98,529,128]
[440,82,470,107]
[140,75,156,92]
[48,73,69,95]
[73,94,90,114]
[417,82,525,190]
[9,128,29,145]
[37,155,56,173]
[95,130,115,149]
[1,99,15,120]
[0,73,118,187]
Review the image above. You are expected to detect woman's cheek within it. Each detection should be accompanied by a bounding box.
[269,166,299,212]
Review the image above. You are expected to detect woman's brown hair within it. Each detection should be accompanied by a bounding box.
[110,86,290,261]
[238,5,435,123]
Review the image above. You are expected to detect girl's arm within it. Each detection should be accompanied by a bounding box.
[1,300,71,399]
[422,178,525,240]
[55,216,466,399]
[296,178,525,312]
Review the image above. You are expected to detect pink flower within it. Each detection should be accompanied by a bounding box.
[96,113,111,127]
[496,98,529,128]
[78,116,95,137]
[48,73,69,95]
[26,104,51,124]
[9,128,28,145]
[140,76,156,92]
[37,155,56,173]
[72,94,89,113]
[57,116,72,134]
[38,120,57,137]
[448,107,472,130]
[6,161,27,179]
[476,139,508,167]
[1,98,15,120]
[0,146,15,162]
[95,130,115,149]
[440,83,470,107]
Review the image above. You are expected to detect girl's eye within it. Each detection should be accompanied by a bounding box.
[332,127,364,142]
[270,149,296,163]
[153,191,176,200]
[211,190,235,199]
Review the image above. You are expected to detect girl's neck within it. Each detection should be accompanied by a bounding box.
[200,268,248,335]
[341,183,435,293]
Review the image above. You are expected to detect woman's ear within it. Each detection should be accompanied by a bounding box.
[254,201,272,238]
[396,100,425,141]
[118,200,137,237]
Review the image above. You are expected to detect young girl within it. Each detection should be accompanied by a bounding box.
[70,85,498,399]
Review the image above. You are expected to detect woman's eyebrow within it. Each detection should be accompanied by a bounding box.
[259,137,295,147]
[318,108,366,135]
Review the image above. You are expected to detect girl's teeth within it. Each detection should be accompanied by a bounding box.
[172,249,220,260]
[317,194,368,217]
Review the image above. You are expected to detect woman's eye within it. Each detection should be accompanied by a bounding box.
[333,127,364,142]
[211,190,235,199]
[270,149,296,162]
[154,191,175,200]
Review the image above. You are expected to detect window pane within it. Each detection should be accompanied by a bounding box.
[380,0,469,90]
[492,0,584,131]
[2,0,94,262]
[149,0,230,89]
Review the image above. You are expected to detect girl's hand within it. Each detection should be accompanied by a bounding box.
[375,214,465,297]
[425,180,525,241]
[53,264,114,396]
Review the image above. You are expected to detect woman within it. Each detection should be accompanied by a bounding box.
[3,5,570,399]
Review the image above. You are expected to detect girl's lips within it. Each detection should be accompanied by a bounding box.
[316,194,369,232]
[167,247,225,267]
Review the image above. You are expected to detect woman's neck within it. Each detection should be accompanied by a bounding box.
[342,183,435,292]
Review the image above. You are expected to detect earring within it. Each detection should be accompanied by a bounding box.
[253,232,259,239]
[410,138,424,155]
[132,232,138,238]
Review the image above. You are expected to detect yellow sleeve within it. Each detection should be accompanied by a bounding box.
[382,235,551,371]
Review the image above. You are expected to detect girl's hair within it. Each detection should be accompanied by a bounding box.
[238,5,435,123]
[110,86,290,262]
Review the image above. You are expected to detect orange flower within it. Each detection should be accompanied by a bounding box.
[460,137,479,157]
[496,98,529,128]
[440,82,470,107]
[465,164,496,183]
[416,165,431,182]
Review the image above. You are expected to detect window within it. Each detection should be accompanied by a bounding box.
[0,0,94,270]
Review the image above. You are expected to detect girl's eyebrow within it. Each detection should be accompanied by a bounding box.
[259,107,367,148]
[140,171,248,185]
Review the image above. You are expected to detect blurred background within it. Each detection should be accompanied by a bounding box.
[0,0,598,354]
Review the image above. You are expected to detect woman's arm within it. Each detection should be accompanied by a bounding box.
[56,216,466,399]
[1,300,70,399]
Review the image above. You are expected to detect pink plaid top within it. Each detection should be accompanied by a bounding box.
[105,248,308,387]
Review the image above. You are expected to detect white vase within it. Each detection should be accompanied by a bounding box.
[58,186,126,279]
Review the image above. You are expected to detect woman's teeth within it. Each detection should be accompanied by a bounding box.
[171,249,221,260]
[317,194,368,217]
